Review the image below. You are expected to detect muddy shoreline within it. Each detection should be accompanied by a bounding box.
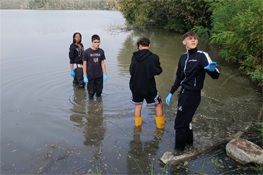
[165,122,262,174]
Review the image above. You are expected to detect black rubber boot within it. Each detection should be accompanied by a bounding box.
[73,79,78,87]
[89,94,94,100]
[78,84,85,88]
[186,128,193,145]
[175,131,186,151]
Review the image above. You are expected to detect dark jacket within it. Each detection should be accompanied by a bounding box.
[69,43,84,64]
[170,48,220,94]
[129,49,162,95]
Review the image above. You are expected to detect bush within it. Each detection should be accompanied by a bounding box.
[259,122,263,138]
[210,0,263,86]
[118,0,212,33]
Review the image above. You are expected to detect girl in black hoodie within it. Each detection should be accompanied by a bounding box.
[69,32,85,88]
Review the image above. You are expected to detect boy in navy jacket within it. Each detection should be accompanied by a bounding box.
[166,31,220,151]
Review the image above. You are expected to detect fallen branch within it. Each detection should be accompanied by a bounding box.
[159,123,253,165]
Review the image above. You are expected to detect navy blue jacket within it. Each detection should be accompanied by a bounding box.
[170,48,220,94]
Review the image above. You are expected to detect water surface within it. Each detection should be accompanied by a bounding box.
[1,10,262,174]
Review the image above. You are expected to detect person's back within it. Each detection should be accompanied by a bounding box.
[129,37,164,129]
[129,49,162,96]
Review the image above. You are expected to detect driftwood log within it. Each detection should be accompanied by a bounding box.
[159,123,253,165]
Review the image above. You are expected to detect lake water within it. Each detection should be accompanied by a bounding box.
[1,10,262,174]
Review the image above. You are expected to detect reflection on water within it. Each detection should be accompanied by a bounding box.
[1,10,262,174]
[69,87,106,162]
[127,128,164,174]
[83,101,105,147]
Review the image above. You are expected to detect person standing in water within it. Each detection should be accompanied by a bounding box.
[69,32,85,88]
[129,37,165,129]
[83,34,108,99]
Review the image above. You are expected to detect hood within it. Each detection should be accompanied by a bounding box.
[133,49,152,62]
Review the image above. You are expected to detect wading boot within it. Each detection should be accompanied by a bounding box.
[73,79,78,87]
[155,116,165,129]
[89,94,94,100]
[175,130,186,151]
[134,116,142,127]
[186,123,193,145]
[78,84,85,88]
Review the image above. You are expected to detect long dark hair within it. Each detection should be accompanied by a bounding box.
[73,32,82,43]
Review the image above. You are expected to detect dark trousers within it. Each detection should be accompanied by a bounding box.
[73,68,85,88]
[174,92,201,131]
[87,77,103,98]
[174,91,201,150]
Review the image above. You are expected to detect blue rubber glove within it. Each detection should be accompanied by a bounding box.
[204,62,217,72]
[103,73,108,82]
[70,70,75,77]
[166,93,173,106]
[83,75,88,84]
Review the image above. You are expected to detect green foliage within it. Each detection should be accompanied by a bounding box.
[118,0,155,29]
[1,0,119,10]
[1,0,31,9]
[259,122,263,138]
[210,0,263,86]
[119,0,263,87]
[252,164,263,174]
[192,26,211,39]
[29,0,46,9]
[118,0,212,33]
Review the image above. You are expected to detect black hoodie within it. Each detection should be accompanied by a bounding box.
[129,49,162,95]
[69,43,84,64]
[69,32,84,64]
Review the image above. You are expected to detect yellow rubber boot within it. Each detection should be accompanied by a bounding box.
[134,116,142,127]
[156,116,165,129]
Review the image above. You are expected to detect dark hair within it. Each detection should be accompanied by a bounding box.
[73,32,82,43]
[137,37,150,48]
[92,34,100,42]
[182,31,198,40]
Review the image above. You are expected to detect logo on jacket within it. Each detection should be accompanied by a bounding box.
[178,106,183,111]
[188,59,197,62]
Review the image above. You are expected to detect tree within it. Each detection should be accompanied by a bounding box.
[29,0,46,9]
[118,0,212,33]
[1,0,119,10]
